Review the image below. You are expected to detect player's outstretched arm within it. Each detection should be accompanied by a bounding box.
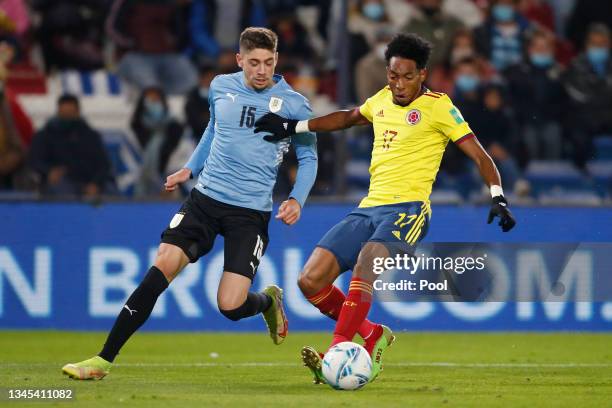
[457,137,516,232]
[254,108,369,142]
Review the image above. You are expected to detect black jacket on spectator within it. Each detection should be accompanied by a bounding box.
[29,117,112,189]
[503,62,565,125]
[455,91,515,150]
[131,95,183,175]
[184,88,210,143]
[563,54,612,133]
[31,0,109,70]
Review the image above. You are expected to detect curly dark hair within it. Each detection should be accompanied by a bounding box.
[384,33,433,69]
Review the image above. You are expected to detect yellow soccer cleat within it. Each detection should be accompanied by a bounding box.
[262,285,288,345]
[62,356,112,380]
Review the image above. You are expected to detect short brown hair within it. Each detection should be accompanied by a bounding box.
[239,27,278,52]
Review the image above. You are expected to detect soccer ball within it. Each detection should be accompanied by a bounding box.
[322,342,372,390]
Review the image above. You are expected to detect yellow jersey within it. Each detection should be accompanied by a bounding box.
[358,87,474,208]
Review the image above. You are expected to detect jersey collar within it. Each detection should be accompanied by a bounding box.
[241,73,286,94]
[389,85,429,108]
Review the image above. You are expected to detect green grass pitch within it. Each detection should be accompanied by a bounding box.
[1,331,610,407]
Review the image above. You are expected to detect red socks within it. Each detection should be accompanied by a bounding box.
[306,283,376,341]
[330,278,374,348]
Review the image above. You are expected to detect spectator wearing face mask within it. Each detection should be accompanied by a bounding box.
[354,28,394,103]
[401,0,464,68]
[348,0,392,47]
[342,0,395,102]
[29,94,114,197]
[438,57,484,179]
[452,57,483,103]
[474,85,524,193]
[185,64,216,143]
[504,29,565,163]
[474,0,532,71]
[451,58,523,193]
[132,87,185,197]
[428,28,495,96]
[563,23,612,170]
[566,0,612,52]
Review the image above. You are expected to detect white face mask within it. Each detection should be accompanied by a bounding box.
[375,44,386,60]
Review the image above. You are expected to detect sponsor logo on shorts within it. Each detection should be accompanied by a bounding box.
[169,213,185,229]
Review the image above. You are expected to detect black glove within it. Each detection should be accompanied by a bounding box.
[254,112,298,142]
[487,195,516,232]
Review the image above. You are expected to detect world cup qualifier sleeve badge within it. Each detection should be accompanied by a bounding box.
[269,97,283,113]
[406,109,421,125]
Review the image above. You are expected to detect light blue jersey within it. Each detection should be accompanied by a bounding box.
[185,72,317,212]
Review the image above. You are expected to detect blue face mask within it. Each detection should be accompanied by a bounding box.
[455,74,480,93]
[363,3,384,21]
[492,4,514,22]
[530,52,554,68]
[144,100,165,121]
[587,46,609,65]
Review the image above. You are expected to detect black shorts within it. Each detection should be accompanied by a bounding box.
[161,189,271,280]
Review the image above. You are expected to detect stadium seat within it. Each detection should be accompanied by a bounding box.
[99,129,142,196]
[0,191,39,200]
[434,169,478,199]
[346,159,371,188]
[594,135,612,160]
[49,70,123,97]
[430,189,464,205]
[525,160,590,195]
[586,160,612,197]
[538,189,603,206]
[6,63,47,94]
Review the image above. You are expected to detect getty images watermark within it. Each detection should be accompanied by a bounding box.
[373,252,487,292]
[370,243,612,302]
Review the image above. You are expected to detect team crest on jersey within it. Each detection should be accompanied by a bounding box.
[406,109,421,125]
[269,97,283,113]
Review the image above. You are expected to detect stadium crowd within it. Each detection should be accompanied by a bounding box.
[0,0,611,203]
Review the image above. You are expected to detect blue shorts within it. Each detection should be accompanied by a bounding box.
[317,201,430,272]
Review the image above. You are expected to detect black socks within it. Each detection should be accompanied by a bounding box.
[98,266,272,362]
[99,266,168,362]
[219,292,272,321]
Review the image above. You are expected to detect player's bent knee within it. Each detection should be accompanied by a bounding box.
[217,296,249,321]
[217,296,244,312]
[218,307,244,322]
[154,243,189,282]
[297,269,324,296]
